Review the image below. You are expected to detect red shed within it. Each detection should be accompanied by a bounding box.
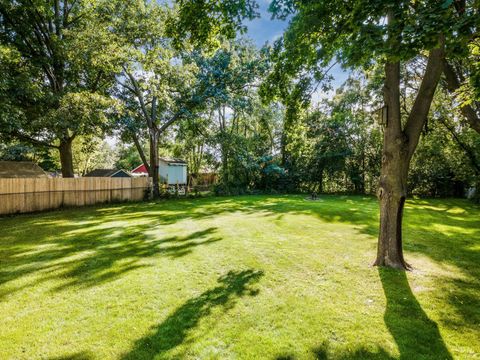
[131,164,148,176]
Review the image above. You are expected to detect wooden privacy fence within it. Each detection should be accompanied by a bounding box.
[0,177,151,215]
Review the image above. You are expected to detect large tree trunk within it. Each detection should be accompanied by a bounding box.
[375,149,410,269]
[59,138,75,178]
[374,62,410,269]
[374,39,445,269]
[149,130,160,198]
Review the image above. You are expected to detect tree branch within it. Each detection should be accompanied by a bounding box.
[123,68,155,130]
[404,39,445,159]
[442,60,480,134]
[4,131,59,149]
[438,116,480,175]
[132,132,150,173]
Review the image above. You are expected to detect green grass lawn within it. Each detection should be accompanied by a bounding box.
[0,195,479,360]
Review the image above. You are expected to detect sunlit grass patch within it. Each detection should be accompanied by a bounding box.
[0,195,478,359]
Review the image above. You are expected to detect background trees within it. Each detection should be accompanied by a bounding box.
[112,2,202,196]
[0,0,122,176]
[260,0,478,269]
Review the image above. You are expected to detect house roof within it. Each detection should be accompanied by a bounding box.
[0,161,48,178]
[132,164,148,173]
[159,157,187,165]
[84,169,130,177]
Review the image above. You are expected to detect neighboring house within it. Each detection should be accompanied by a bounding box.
[0,161,49,178]
[131,158,187,185]
[84,169,131,178]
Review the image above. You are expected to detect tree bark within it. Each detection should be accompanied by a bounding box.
[375,154,410,268]
[149,130,160,198]
[374,40,445,270]
[374,60,410,269]
[221,143,229,186]
[59,137,75,178]
[317,169,323,194]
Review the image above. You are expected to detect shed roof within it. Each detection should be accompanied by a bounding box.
[159,157,187,165]
[84,169,131,177]
[0,161,48,178]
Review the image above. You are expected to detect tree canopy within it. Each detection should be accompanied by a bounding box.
[0,0,124,176]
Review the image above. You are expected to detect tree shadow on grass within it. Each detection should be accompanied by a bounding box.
[219,195,480,333]
[0,220,221,297]
[120,269,264,360]
[276,267,453,360]
[0,195,282,296]
[51,227,222,291]
[378,267,453,360]
[47,351,93,360]
[0,198,240,297]
[277,343,394,360]
[1,195,478,325]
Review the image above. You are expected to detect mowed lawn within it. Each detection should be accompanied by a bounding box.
[0,195,479,360]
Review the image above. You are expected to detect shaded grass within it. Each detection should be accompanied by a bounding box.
[0,195,479,359]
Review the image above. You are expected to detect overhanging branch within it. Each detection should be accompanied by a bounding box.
[404,39,445,159]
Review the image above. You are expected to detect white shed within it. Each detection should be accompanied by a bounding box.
[159,158,187,185]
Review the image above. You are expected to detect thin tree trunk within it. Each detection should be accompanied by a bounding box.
[132,133,150,174]
[439,117,480,175]
[221,143,229,186]
[318,169,323,194]
[59,137,75,178]
[281,132,287,166]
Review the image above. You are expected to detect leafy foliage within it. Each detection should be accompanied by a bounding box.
[169,0,259,49]
[0,0,124,175]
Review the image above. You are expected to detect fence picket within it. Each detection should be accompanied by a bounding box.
[0,177,150,215]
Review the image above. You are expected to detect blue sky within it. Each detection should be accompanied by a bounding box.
[243,1,350,91]
[244,1,286,47]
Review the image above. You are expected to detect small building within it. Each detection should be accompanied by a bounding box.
[159,158,187,185]
[84,169,131,178]
[131,158,187,185]
[131,164,148,177]
[0,161,48,178]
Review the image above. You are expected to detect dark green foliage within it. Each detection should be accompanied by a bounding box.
[0,142,59,171]
[115,144,143,171]
[264,0,475,104]
[169,0,259,48]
